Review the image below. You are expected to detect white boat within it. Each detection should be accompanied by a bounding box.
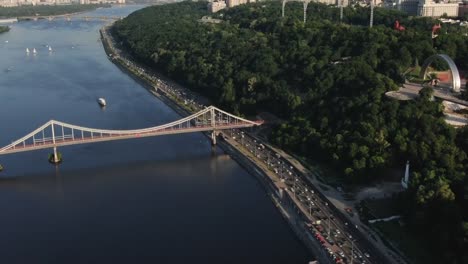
[97,98,106,107]
[26,48,30,54]
[32,48,37,54]
[48,46,52,52]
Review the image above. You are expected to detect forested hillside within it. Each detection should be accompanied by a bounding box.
[112,1,468,262]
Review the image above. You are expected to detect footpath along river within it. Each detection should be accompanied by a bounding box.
[0,4,311,263]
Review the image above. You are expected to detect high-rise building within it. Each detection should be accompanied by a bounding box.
[460,1,468,16]
[226,0,247,8]
[208,0,226,12]
[0,0,124,7]
[0,0,19,7]
[418,0,460,17]
[394,0,420,15]
[393,0,460,16]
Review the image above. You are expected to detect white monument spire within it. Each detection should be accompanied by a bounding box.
[401,160,410,189]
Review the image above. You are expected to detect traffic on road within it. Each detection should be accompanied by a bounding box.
[227,129,379,264]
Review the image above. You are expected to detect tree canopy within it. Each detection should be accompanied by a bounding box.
[112,2,468,262]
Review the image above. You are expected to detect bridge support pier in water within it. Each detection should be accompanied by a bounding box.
[49,146,62,164]
[211,130,217,146]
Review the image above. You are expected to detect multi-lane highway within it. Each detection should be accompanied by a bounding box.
[226,129,391,264]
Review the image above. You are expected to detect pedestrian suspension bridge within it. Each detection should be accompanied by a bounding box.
[0,106,263,163]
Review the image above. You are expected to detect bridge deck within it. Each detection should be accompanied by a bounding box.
[0,106,263,156]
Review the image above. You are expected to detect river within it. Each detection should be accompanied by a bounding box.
[0,5,311,264]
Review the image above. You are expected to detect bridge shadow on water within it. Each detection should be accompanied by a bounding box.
[0,148,311,264]
[0,151,234,197]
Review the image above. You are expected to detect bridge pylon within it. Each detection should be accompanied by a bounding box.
[211,130,217,146]
[51,146,61,164]
[50,122,61,164]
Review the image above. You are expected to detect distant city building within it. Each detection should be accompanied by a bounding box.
[390,0,461,16]
[317,0,337,5]
[0,0,19,7]
[459,0,468,16]
[226,0,247,8]
[207,0,226,12]
[208,0,350,13]
[0,0,124,7]
[207,0,256,13]
[418,0,459,17]
[394,0,421,15]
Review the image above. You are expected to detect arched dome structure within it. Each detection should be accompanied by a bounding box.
[419,54,461,93]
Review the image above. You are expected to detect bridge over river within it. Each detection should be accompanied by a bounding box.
[0,106,263,163]
[20,15,122,22]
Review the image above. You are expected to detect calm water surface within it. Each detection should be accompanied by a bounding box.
[0,5,311,263]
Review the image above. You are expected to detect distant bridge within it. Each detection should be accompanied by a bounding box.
[0,106,263,163]
[21,15,123,22]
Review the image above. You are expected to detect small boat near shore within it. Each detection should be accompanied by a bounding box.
[97,98,106,107]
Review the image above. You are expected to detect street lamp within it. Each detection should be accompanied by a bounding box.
[267,151,271,167]
[278,161,283,180]
[325,202,331,238]
[294,178,299,199]
[349,235,354,264]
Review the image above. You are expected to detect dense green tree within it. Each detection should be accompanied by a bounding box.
[112,2,468,262]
